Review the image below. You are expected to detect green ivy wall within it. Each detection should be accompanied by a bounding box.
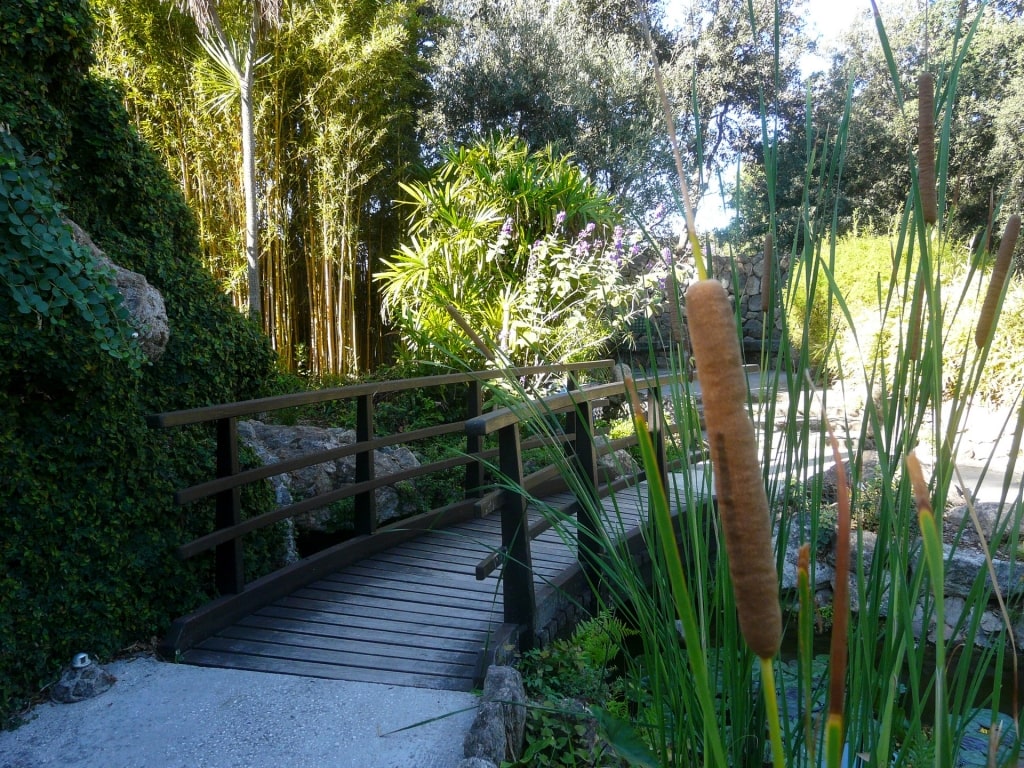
[1,0,278,721]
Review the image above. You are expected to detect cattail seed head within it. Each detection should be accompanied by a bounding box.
[975,214,1021,347]
[918,72,937,225]
[686,279,781,658]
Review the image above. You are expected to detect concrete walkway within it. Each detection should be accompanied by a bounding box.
[0,655,477,768]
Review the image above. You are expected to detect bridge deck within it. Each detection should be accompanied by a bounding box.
[181,487,651,691]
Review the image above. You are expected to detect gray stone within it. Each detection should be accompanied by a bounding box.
[944,501,1020,547]
[463,666,527,765]
[813,451,880,505]
[51,656,117,703]
[777,530,835,591]
[595,436,641,481]
[463,702,510,766]
[237,421,420,533]
[456,759,498,768]
[66,218,169,361]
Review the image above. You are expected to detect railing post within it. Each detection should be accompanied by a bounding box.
[566,378,602,582]
[355,394,377,535]
[498,422,536,651]
[215,417,244,594]
[574,399,603,583]
[465,380,485,498]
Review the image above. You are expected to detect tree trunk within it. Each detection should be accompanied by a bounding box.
[241,24,261,322]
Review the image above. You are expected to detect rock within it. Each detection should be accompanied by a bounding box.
[456,759,498,768]
[237,421,420,533]
[51,654,116,703]
[814,451,880,505]
[463,666,527,765]
[66,218,169,361]
[463,702,511,766]
[777,529,835,591]
[944,501,1018,549]
[595,436,641,481]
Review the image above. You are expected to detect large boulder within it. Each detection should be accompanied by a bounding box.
[237,421,421,533]
[66,218,169,361]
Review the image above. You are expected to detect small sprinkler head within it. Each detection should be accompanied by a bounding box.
[72,653,92,669]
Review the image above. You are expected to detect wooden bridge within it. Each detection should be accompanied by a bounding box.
[148,361,700,691]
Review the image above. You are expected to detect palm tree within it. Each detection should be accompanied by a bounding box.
[169,0,281,321]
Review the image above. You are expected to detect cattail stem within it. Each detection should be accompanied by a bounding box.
[686,279,781,658]
[975,214,1021,347]
[797,543,817,766]
[918,72,938,225]
[825,428,850,723]
[762,233,774,314]
[907,277,925,360]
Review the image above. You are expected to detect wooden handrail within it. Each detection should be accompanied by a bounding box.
[147,361,615,428]
[147,360,622,647]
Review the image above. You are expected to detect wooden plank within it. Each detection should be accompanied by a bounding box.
[267,598,496,635]
[214,624,479,667]
[390,537,498,559]
[195,635,476,679]
[340,563,503,595]
[183,649,474,690]
[290,587,502,623]
[315,575,502,611]
[361,549,489,575]
[235,614,485,654]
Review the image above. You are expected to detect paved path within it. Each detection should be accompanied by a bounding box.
[0,655,477,768]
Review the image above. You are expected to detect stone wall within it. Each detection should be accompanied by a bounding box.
[628,246,785,368]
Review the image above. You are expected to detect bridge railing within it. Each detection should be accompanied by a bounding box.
[464,370,690,652]
[148,360,628,652]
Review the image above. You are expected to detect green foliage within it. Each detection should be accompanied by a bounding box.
[91,0,434,375]
[1,0,278,725]
[0,130,141,365]
[510,610,634,768]
[791,231,1024,404]
[423,0,808,220]
[378,135,669,367]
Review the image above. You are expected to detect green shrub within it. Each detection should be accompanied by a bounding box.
[785,231,1024,405]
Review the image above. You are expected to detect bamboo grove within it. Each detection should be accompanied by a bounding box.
[92,0,429,375]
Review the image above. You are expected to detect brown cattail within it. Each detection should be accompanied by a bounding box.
[975,214,1021,347]
[761,233,774,313]
[918,72,938,225]
[906,451,932,516]
[686,279,781,658]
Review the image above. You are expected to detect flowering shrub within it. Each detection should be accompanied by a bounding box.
[378,136,677,367]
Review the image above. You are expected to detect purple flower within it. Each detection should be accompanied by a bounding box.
[613,225,625,248]
[585,222,596,234]
[661,247,672,261]
[554,211,567,227]
[630,243,642,257]
[501,217,514,236]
